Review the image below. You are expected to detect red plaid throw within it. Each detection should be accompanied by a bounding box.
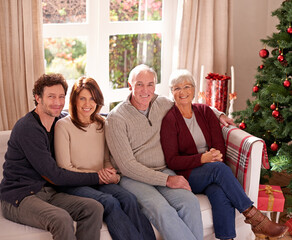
[221,125,270,191]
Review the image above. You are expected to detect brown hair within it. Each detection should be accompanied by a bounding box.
[33,73,68,106]
[69,76,104,131]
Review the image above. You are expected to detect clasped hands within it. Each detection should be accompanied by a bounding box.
[201,148,223,164]
[166,148,223,192]
[98,167,120,185]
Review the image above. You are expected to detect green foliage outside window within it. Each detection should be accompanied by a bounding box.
[109,34,161,89]
[110,0,162,21]
[44,38,86,80]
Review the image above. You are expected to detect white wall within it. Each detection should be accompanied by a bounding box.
[231,0,283,111]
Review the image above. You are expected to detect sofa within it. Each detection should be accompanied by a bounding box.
[0,126,266,239]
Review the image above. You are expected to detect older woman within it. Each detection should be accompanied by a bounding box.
[54,77,155,240]
[160,69,288,240]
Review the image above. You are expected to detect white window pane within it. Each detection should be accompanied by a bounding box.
[109,33,161,89]
[42,0,87,24]
[44,37,87,80]
[110,0,162,21]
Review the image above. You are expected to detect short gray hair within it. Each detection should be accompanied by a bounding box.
[169,69,196,89]
[128,64,157,85]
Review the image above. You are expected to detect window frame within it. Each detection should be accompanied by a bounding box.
[43,0,178,112]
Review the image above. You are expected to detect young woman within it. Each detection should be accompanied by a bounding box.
[54,77,155,240]
[160,69,288,240]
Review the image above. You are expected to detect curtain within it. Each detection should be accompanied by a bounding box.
[0,0,44,131]
[174,0,231,101]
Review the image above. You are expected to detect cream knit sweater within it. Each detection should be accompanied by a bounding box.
[55,115,112,173]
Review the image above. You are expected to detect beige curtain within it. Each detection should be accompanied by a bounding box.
[174,0,231,101]
[0,0,44,131]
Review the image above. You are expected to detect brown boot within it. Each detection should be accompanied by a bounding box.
[243,206,288,239]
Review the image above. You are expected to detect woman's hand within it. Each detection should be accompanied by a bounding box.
[98,167,120,184]
[201,148,223,164]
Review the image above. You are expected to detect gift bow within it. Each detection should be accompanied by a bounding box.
[198,91,205,99]
[259,185,282,211]
[229,92,237,100]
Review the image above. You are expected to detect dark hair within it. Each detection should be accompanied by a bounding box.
[69,76,104,131]
[33,73,68,106]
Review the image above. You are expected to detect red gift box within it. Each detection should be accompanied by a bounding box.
[257,185,285,212]
[285,218,292,235]
[205,73,230,113]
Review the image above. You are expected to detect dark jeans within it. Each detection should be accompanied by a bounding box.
[1,187,103,240]
[188,162,253,239]
[57,183,156,240]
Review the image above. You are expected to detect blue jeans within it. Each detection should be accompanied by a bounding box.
[120,168,203,240]
[188,162,253,239]
[57,184,155,240]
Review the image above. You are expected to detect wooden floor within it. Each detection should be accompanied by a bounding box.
[254,171,292,240]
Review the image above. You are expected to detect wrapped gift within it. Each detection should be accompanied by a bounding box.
[285,218,292,235]
[257,185,285,212]
[205,73,230,113]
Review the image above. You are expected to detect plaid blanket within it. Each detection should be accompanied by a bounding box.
[221,125,270,191]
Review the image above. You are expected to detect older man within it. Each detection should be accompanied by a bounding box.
[105,64,233,240]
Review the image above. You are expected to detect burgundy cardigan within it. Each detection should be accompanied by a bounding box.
[160,103,226,180]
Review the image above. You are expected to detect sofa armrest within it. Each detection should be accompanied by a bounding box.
[221,126,267,206]
[245,140,263,206]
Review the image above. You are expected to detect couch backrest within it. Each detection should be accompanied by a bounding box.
[0,131,11,180]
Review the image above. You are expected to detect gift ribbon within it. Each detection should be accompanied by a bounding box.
[259,185,282,211]
[198,91,205,99]
[229,92,237,100]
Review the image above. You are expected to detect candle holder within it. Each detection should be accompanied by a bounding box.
[205,73,230,113]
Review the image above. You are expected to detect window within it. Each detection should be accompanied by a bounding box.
[43,0,177,112]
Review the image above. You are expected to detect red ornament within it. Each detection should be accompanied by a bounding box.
[259,48,269,58]
[259,65,264,70]
[253,85,259,93]
[254,103,260,112]
[271,142,278,151]
[272,109,280,118]
[239,122,246,130]
[278,54,284,62]
[270,103,276,110]
[287,27,292,34]
[283,79,291,88]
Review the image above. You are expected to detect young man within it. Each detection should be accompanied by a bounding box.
[0,74,104,240]
[105,64,234,240]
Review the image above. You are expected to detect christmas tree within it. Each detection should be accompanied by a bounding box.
[232,0,292,212]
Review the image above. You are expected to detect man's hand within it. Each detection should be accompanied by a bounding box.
[201,148,223,164]
[166,175,191,191]
[219,114,235,127]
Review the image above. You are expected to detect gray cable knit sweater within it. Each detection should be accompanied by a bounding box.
[105,94,173,186]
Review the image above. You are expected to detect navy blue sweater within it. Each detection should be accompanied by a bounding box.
[0,111,99,206]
